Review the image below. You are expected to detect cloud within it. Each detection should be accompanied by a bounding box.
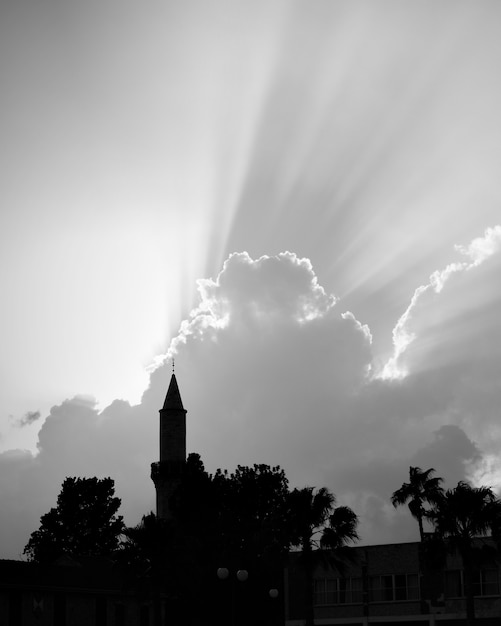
[160,246,501,544]
[169,251,339,353]
[382,225,501,379]
[326,422,484,545]
[16,410,42,428]
[411,424,480,484]
[375,227,501,485]
[1,242,501,558]
[0,393,160,559]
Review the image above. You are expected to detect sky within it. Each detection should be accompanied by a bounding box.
[1,0,501,559]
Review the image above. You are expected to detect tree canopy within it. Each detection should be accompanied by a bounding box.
[120,455,294,626]
[121,454,359,626]
[391,466,443,541]
[286,486,359,626]
[392,468,501,626]
[428,481,501,626]
[166,454,292,573]
[429,481,501,545]
[24,477,124,563]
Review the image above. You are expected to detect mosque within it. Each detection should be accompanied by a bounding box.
[149,371,501,626]
[0,370,500,625]
[148,372,501,626]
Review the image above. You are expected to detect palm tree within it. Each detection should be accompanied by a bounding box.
[391,467,444,541]
[428,481,501,626]
[287,487,359,626]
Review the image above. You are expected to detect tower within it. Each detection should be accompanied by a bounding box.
[151,368,187,519]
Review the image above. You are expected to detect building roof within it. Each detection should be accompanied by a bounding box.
[162,374,185,411]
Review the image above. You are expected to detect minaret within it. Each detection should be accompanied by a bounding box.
[151,364,187,519]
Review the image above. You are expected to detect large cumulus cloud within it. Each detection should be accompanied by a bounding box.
[168,252,373,478]
[1,240,501,558]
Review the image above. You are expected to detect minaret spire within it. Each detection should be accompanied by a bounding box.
[151,360,187,519]
[162,370,184,411]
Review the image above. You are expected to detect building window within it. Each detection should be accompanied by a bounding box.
[445,570,463,598]
[95,597,107,626]
[369,574,419,602]
[9,592,22,626]
[474,569,499,596]
[314,578,336,605]
[139,605,150,626]
[314,577,363,605]
[54,594,67,626]
[446,569,500,598]
[114,604,125,626]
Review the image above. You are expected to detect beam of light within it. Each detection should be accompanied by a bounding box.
[216,1,501,347]
[3,1,501,453]
[0,0,289,452]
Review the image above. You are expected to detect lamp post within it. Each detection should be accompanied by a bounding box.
[268,588,280,625]
[217,568,280,625]
[217,567,249,626]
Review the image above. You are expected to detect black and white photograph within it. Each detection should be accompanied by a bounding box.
[1,2,501,625]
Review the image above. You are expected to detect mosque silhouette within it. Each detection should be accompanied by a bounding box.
[0,371,500,625]
[151,370,187,521]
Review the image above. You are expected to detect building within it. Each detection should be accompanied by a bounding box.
[284,539,501,626]
[0,556,156,626]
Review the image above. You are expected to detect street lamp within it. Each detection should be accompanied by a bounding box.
[217,568,249,582]
[236,569,249,583]
[217,567,249,626]
[217,569,279,625]
[268,588,280,626]
[217,567,230,580]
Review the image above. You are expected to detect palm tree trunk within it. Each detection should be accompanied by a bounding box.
[417,515,425,542]
[303,540,315,626]
[462,548,475,626]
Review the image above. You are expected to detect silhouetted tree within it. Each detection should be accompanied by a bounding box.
[209,463,291,626]
[211,463,290,567]
[428,481,501,626]
[391,466,443,541]
[124,456,357,626]
[120,512,169,569]
[167,455,291,566]
[24,477,124,563]
[287,487,359,626]
[206,459,291,621]
[170,453,215,544]
[123,455,290,625]
[120,513,186,626]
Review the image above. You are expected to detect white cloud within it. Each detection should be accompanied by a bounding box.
[168,251,337,355]
[382,225,501,379]
[456,225,501,266]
